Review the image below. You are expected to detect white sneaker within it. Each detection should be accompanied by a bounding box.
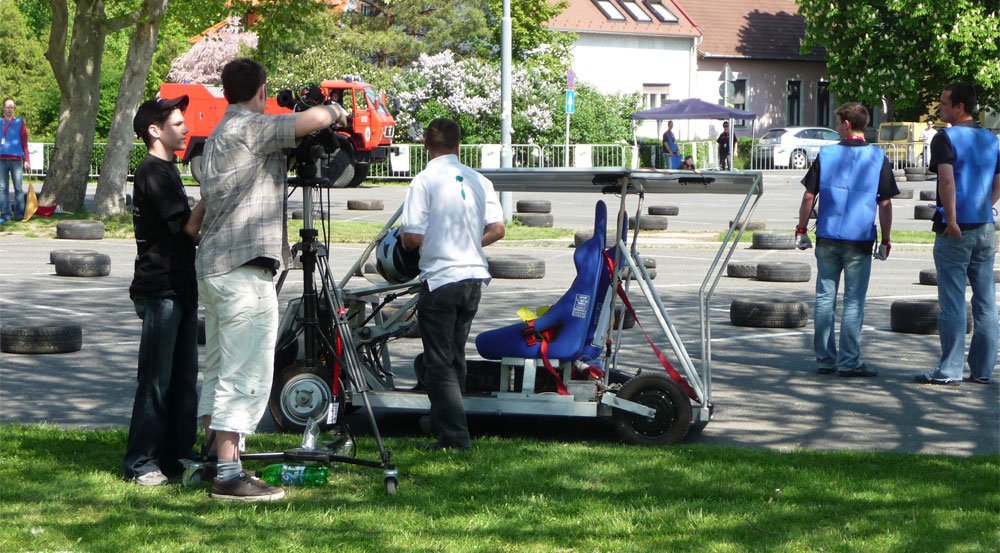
[135,469,169,486]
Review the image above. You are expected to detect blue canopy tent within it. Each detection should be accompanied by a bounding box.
[631,98,757,169]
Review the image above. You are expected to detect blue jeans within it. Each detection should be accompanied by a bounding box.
[931,224,998,381]
[124,297,199,479]
[814,241,873,370]
[415,279,482,449]
[0,159,24,220]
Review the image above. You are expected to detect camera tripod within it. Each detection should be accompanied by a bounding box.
[182,179,399,495]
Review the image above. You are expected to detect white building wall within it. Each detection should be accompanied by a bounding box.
[570,33,696,139]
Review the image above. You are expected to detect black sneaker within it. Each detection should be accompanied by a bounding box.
[838,364,878,377]
[817,367,836,375]
[963,376,992,385]
[210,471,284,502]
[913,374,959,386]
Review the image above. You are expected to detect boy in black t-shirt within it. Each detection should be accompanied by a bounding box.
[123,96,205,485]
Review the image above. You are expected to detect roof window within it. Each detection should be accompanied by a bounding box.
[617,1,652,21]
[593,0,626,21]
[643,0,678,22]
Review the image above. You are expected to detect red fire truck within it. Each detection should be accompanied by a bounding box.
[159,77,396,187]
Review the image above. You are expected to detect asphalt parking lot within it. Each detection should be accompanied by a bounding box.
[1,172,996,456]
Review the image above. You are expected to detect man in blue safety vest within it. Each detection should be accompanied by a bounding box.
[915,83,1000,386]
[795,102,898,378]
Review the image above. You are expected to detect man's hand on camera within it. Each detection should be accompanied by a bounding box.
[795,225,812,250]
[873,240,891,260]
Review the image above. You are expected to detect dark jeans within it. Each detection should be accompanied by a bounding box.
[124,297,199,478]
[415,279,482,448]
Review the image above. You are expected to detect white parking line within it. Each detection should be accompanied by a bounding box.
[0,298,91,316]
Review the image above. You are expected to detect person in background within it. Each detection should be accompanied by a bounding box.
[915,82,1000,386]
[920,121,937,168]
[401,117,505,451]
[0,98,30,224]
[196,58,346,501]
[678,155,696,170]
[795,102,897,378]
[124,95,205,486]
[662,120,680,169]
[717,121,731,170]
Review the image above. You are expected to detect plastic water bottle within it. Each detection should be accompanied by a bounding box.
[260,464,330,487]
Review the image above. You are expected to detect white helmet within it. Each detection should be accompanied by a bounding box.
[375,227,420,284]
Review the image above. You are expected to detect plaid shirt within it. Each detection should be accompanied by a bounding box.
[195,104,297,278]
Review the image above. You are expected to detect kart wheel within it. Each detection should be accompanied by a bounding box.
[612,372,691,445]
[269,363,336,433]
[385,476,398,496]
[790,149,808,170]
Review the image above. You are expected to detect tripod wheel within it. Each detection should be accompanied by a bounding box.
[269,362,337,432]
[385,476,398,496]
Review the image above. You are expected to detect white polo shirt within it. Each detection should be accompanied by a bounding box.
[401,154,503,291]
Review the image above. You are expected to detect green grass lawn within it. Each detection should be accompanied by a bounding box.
[1,424,996,552]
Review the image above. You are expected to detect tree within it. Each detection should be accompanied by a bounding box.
[0,0,51,131]
[799,0,1000,121]
[40,0,137,213]
[93,0,170,217]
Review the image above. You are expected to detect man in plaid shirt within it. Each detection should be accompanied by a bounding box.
[195,58,346,502]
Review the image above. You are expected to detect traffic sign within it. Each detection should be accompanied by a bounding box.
[719,82,735,99]
[565,90,576,114]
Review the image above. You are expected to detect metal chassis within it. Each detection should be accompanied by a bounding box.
[321,168,762,433]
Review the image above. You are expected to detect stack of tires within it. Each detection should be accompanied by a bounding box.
[513,199,553,228]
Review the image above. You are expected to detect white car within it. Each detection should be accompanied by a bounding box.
[755,127,840,169]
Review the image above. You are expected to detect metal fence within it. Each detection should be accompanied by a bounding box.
[746,141,930,171]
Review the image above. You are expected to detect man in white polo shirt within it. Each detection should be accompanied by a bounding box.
[401,118,505,450]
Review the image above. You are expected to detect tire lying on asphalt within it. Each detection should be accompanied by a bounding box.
[515,199,551,213]
[49,249,98,265]
[890,299,972,334]
[914,205,937,220]
[918,268,994,285]
[54,252,111,277]
[726,261,758,278]
[904,166,927,175]
[56,220,105,240]
[730,299,809,328]
[628,215,669,231]
[613,306,637,330]
[487,255,545,279]
[729,219,766,231]
[919,190,937,201]
[346,199,384,211]
[751,232,795,250]
[512,213,554,228]
[380,305,420,338]
[894,188,914,200]
[573,230,617,248]
[648,205,679,216]
[1,324,83,354]
[756,261,811,282]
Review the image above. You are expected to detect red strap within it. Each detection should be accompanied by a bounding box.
[539,337,570,395]
[332,307,345,395]
[604,252,699,401]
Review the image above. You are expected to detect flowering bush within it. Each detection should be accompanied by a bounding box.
[166,18,258,85]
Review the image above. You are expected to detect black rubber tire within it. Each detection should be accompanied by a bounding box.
[629,215,669,231]
[54,253,111,277]
[729,219,766,231]
[487,256,545,279]
[756,261,811,282]
[751,232,795,250]
[1,324,83,354]
[189,154,204,183]
[323,149,356,188]
[612,372,691,445]
[347,164,370,188]
[347,199,384,211]
[648,205,679,216]
[513,213,554,228]
[49,249,98,265]
[515,199,552,213]
[918,269,984,286]
[268,362,337,432]
[890,299,972,335]
[914,205,937,220]
[904,166,927,175]
[197,316,206,346]
[894,188,914,200]
[730,299,809,328]
[573,230,616,248]
[625,268,657,281]
[613,306,637,330]
[892,168,905,178]
[906,174,926,182]
[919,190,936,201]
[290,210,304,220]
[55,220,105,240]
[726,262,758,278]
[381,305,420,338]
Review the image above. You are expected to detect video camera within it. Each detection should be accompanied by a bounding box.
[277,84,349,186]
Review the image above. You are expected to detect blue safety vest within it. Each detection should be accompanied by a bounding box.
[0,117,24,159]
[816,144,884,242]
[941,126,998,225]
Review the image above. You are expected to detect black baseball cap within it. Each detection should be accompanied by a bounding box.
[133,96,189,139]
